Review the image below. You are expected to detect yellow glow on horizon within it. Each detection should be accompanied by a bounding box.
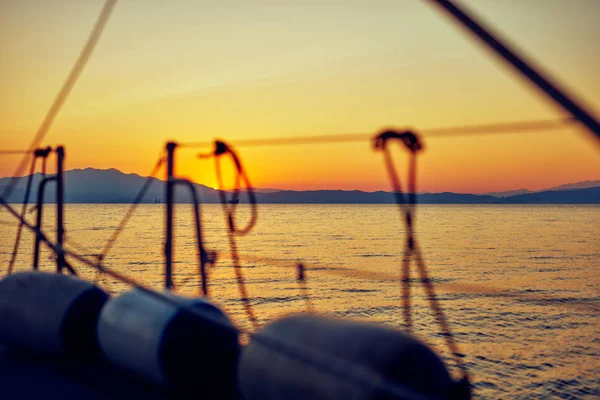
[1,0,598,193]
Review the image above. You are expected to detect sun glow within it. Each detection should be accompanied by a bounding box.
[1,1,598,192]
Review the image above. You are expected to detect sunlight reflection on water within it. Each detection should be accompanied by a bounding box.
[1,204,599,398]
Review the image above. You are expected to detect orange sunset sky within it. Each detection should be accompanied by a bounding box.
[1,0,599,193]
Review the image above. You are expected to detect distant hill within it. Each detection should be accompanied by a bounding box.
[502,187,600,204]
[548,180,600,191]
[484,188,532,198]
[0,168,220,204]
[1,168,599,204]
[485,180,600,198]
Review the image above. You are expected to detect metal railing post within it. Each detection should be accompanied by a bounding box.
[164,142,177,289]
[55,146,66,272]
[33,176,55,270]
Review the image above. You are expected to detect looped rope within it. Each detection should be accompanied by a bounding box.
[373,129,470,393]
[33,147,52,158]
[198,140,258,234]
[373,130,423,154]
[199,140,260,329]
[211,140,258,235]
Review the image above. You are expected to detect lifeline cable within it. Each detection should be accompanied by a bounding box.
[178,117,575,149]
[0,150,35,155]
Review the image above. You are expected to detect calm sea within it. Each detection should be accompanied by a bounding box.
[1,204,599,398]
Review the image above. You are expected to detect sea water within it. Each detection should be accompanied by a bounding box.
[1,204,598,398]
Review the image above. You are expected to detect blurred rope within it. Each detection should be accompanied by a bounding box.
[0,150,35,155]
[179,117,576,149]
[373,130,422,332]
[65,238,98,258]
[1,0,118,201]
[424,0,600,144]
[200,140,260,330]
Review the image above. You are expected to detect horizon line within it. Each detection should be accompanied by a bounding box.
[0,166,599,196]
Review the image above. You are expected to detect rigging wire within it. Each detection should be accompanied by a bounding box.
[178,117,576,149]
[425,0,600,145]
[1,0,118,202]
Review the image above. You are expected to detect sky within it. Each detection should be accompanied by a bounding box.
[1,0,599,193]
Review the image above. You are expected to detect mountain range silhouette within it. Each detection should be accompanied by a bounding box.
[1,168,598,204]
